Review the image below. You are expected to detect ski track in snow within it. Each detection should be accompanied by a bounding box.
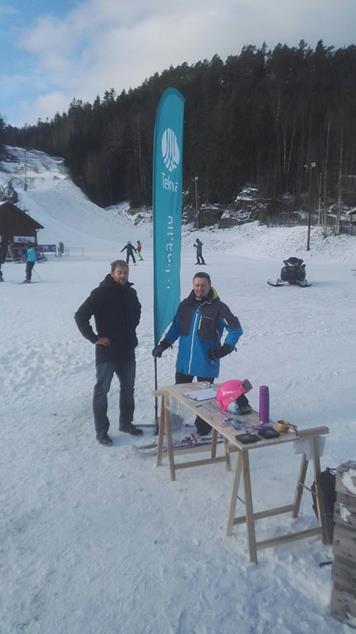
[1,146,355,633]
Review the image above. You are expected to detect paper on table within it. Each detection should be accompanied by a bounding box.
[183,388,217,401]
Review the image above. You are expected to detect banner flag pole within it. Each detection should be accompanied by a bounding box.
[152,87,185,428]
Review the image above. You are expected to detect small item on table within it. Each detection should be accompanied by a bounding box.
[235,433,261,444]
[257,426,280,439]
[274,419,298,434]
[229,418,246,430]
[259,385,270,424]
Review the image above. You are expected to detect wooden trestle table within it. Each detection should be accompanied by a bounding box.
[156,383,330,563]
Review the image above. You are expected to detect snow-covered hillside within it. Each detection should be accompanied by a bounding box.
[1,147,356,633]
[0,146,150,251]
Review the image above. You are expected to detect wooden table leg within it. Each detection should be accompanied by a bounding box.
[226,452,242,536]
[241,450,258,563]
[165,403,176,482]
[211,428,217,459]
[292,454,309,518]
[224,439,232,472]
[310,436,328,543]
[156,396,165,467]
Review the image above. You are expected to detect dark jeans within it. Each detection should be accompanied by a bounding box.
[126,253,136,264]
[26,261,35,281]
[196,254,205,264]
[93,355,136,438]
[175,372,214,435]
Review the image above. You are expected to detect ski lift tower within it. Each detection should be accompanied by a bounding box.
[194,176,199,228]
[304,161,316,251]
[24,150,27,191]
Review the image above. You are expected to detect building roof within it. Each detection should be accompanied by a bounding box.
[0,200,43,229]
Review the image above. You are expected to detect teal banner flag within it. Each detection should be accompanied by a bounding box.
[153,87,185,344]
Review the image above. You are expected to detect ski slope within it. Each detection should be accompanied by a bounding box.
[1,146,356,633]
[0,145,151,251]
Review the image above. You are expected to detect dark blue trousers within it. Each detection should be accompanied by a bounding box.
[26,261,35,281]
[93,355,136,438]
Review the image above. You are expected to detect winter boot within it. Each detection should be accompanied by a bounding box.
[97,433,113,446]
[119,423,143,436]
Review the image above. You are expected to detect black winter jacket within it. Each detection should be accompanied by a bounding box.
[74,274,141,362]
[0,244,7,264]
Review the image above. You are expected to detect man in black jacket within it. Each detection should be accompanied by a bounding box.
[121,241,137,264]
[193,238,205,265]
[75,260,142,446]
[0,241,7,282]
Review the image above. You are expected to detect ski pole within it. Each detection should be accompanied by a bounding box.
[33,267,41,281]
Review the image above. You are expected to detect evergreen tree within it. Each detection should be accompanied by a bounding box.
[4,43,356,212]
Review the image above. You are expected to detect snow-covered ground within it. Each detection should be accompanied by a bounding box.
[1,147,356,633]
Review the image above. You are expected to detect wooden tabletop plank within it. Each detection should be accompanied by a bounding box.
[161,383,329,450]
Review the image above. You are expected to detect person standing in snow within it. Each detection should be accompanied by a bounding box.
[193,238,205,265]
[152,271,247,435]
[0,241,7,282]
[121,241,136,264]
[136,240,143,260]
[74,259,142,446]
[23,244,37,283]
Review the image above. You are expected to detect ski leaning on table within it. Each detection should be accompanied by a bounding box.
[134,432,224,455]
[267,279,312,288]
[1,280,41,285]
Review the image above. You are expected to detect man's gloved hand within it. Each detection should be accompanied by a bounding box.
[152,344,164,358]
[208,343,234,361]
[152,340,170,358]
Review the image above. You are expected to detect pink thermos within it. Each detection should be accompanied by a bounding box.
[259,385,270,424]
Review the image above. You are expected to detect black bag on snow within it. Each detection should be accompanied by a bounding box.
[311,467,336,544]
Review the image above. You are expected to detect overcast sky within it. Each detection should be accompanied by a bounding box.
[1,0,356,127]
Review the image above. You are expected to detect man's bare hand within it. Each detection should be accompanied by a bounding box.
[96,337,111,347]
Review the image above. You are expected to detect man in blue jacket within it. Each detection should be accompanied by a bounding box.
[152,271,245,435]
[75,260,142,446]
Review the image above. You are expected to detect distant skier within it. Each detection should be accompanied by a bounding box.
[194,238,205,265]
[121,241,136,264]
[23,244,37,283]
[0,240,7,282]
[58,241,64,256]
[136,240,143,261]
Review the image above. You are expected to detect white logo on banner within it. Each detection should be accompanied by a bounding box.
[161,128,180,172]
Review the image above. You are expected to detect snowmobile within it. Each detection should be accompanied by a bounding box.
[267,257,312,287]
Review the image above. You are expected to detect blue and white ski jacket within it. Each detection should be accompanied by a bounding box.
[163,288,243,378]
[26,246,37,263]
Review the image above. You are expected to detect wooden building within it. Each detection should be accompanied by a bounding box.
[0,201,43,257]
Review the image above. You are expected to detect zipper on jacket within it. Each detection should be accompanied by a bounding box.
[188,309,200,375]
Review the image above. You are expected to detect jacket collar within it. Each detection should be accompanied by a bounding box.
[187,287,218,305]
[100,274,134,289]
